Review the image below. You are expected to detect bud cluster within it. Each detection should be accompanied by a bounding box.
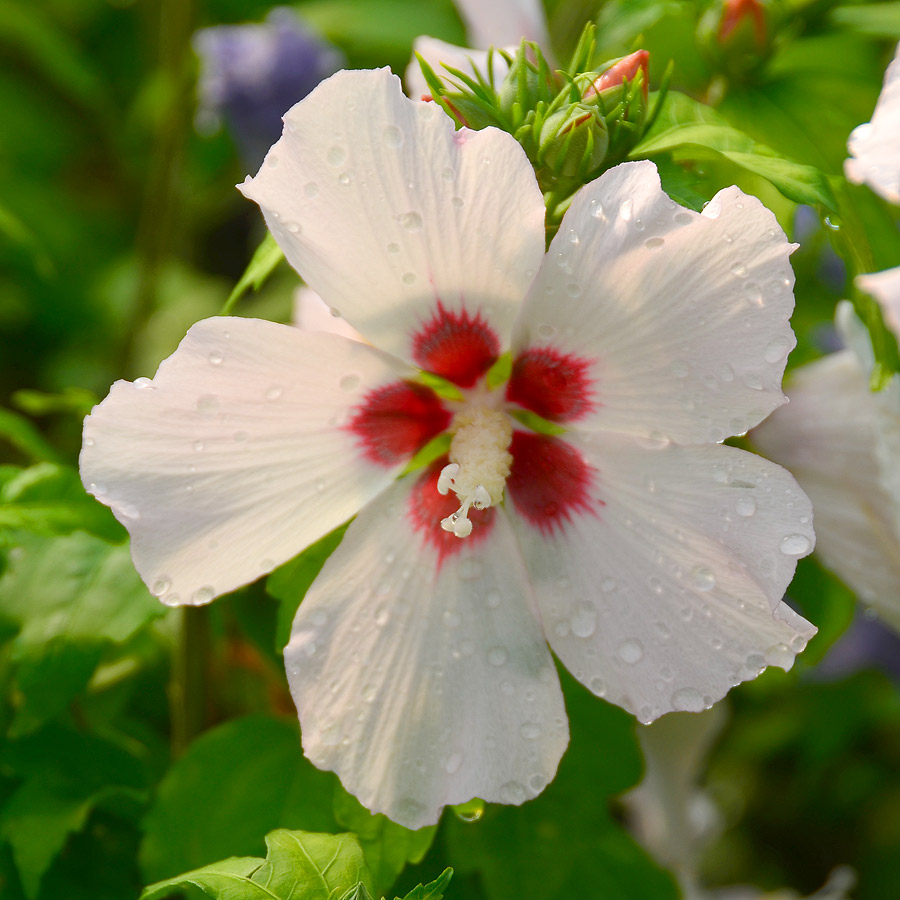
[417,25,665,232]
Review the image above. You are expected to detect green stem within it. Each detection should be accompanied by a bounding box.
[169,605,211,756]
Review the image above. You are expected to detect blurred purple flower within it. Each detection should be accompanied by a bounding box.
[193,8,343,169]
[817,613,900,683]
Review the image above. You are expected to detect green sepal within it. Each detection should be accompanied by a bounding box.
[221,232,285,315]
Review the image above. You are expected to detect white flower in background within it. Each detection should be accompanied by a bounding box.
[845,42,900,204]
[625,710,855,900]
[753,273,900,633]
[81,69,815,828]
[405,0,550,100]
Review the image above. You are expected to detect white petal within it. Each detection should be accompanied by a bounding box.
[285,473,568,829]
[404,37,509,103]
[240,68,546,365]
[753,351,900,632]
[453,0,550,50]
[845,42,900,204]
[507,432,815,723]
[81,317,420,605]
[293,286,365,342]
[511,160,797,443]
[857,265,900,341]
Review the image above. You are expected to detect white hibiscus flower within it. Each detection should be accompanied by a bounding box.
[845,41,900,204]
[81,68,815,828]
[753,274,900,633]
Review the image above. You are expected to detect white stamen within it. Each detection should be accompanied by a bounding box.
[437,407,513,538]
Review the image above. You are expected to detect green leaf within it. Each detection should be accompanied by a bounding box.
[0,463,124,542]
[140,716,339,882]
[0,202,54,278]
[333,784,437,898]
[0,531,163,734]
[339,884,374,900]
[0,408,64,464]
[221,233,285,315]
[395,869,453,900]
[11,387,96,418]
[141,830,373,900]
[830,2,900,38]
[267,526,349,651]
[633,92,836,209]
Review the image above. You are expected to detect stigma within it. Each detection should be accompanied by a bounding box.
[437,406,513,538]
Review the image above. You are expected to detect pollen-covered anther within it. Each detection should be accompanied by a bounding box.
[437,407,513,538]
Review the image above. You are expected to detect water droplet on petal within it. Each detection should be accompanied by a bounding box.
[304,182,319,198]
[192,585,215,604]
[340,373,360,392]
[444,751,463,774]
[499,781,527,804]
[285,221,301,233]
[618,639,644,664]
[133,376,153,390]
[520,722,541,740]
[736,496,756,517]
[487,646,508,666]
[151,577,171,597]
[780,533,811,556]
[691,565,716,592]
[645,236,664,250]
[589,199,605,219]
[338,172,351,186]
[399,211,422,232]
[672,687,704,712]
[383,125,403,147]
[266,385,283,401]
[443,609,461,628]
[401,271,416,284]
[570,602,597,638]
[327,146,346,166]
[485,590,502,608]
[764,337,791,363]
[374,607,390,626]
[387,242,400,254]
[731,262,749,278]
[619,198,634,222]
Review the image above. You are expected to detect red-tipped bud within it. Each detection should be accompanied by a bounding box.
[585,50,650,100]
[718,0,766,47]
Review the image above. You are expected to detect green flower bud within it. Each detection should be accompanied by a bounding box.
[697,0,770,80]
[538,102,609,178]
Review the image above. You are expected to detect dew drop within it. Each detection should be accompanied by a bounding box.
[618,639,644,664]
[196,394,220,414]
[203,352,221,368]
[192,440,204,452]
[340,373,361,392]
[731,262,749,278]
[672,687,704,712]
[133,376,153,390]
[529,773,548,792]
[485,590,502,608]
[387,242,400,254]
[84,437,95,447]
[441,166,455,182]
[764,337,791,363]
[304,182,319,198]
[691,565,716,592]
[374,607,390,626]
[589,677,606,696]
[520,722,541,740]
[401,271,416,284]
[443,609,461,628]
[285,221,301,233]
[570,602,597,638]
[736,496,756,517]
[362,683,377,703]
[266,385,283,401]
[338,172,351,186]
[326,146,346,166]
[674,211,693,225]
[499,781,527,804]
[444,751,463,774]
[589,198,605,219]
[619,198,634,222]
[743,281,763,305]
[383,125,403,147]
[399,211,423,232]
[192,585,215,604]
[780,533,811,556]
[644,236,664,250]
[487,646,508,666]
[151,577,171,597]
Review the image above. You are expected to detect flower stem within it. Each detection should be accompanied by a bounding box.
[169,605,210,756]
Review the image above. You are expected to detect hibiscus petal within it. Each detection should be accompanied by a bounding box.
[845,42,900,205]
[239,68,546,369]
[507,431,815,723]
[81,317,430,605]
[753,351,900,631]
[293,285,366,342]
[453,0,550,50]
[510,160,797,442]
[857,265,900,340]
[284,471,568,829]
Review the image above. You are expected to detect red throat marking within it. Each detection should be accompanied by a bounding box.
[411,301,500,388]
[348,381,450,467]
[506,431,599,535]
[506,347,596,422]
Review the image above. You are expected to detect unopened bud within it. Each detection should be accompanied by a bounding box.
[697,0,770,80]
[538,103,609,178]
[584,50,650,102]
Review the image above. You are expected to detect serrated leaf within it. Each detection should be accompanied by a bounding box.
[140,716,338,882]
[633,92,836,209]
[221,233,285,315]
[333,784,437,898]
[141,830,373,900]
[395,868,453,900]
[267,525,348,651]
